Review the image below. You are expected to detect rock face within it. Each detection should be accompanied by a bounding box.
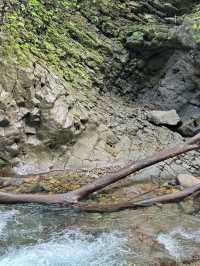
[147,110,180,126]
[139,49,200,137]
[0,60,92,161]
[0,0,199,177]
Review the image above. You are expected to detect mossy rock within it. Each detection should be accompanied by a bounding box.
[1,0,112,94]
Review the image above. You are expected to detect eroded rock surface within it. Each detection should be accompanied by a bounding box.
[0,60,94,163]
[0,0,199,179]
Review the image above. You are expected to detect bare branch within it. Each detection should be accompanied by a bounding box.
[0,133,199,206]
[70,133,200,201]
[72,183,200,212]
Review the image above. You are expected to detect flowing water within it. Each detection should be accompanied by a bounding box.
[0,204,200,265]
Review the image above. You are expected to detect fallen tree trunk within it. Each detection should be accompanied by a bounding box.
[69,134,200,202]
[0,133,199,206]
[73,183,200,212]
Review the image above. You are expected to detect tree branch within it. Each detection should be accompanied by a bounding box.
[69,133,200,202]
[72,183,200,212]
[0,133,199,206]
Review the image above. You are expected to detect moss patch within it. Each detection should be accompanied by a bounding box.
[190,4,200,43]
[1,0,112,92]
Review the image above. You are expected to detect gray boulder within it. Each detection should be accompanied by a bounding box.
[177,117,200,137]
[147,110,180,126]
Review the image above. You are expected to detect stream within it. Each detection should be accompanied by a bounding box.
[0,204,200,265]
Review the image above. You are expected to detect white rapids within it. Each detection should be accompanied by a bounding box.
[0,208,129,266]
[157,227,200,260]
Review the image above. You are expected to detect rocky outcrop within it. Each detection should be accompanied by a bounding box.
[0,0,199,178]
[139,48,200,136]
[0,58,102,172]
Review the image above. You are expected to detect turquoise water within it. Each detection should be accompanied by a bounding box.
[157,227,200,261]
[0,231,128,266]
[0,205,131,266]
[1,204,200,265]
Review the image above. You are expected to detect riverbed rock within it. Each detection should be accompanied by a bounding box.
[177,174,200,188]
[177,117,200,137]
[147,110,181,126]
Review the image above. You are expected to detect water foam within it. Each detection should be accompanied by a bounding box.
[157,227,200,260]
[157,233,181,258]
[0,209,17,238]
[0,230,129,266]
[170,227,200,243]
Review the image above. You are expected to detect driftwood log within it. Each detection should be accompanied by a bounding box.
[0,133,199,212]
[74,183,200,212]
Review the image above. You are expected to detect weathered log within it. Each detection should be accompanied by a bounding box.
[69,133,200,202]
[72,183,200,212]
[0,133,199,206]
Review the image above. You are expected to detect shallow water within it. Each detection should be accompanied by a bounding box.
[0,205,132,266]
[157,227,200,262]
[0,231,129,266]
[0,204,200,265]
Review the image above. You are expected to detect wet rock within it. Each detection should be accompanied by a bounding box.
[138,44,200,132]
[152,257,177,266]
[147,110,180,126]
[177,117,200,137]
[177,174,200,188]
[0,111,9,127]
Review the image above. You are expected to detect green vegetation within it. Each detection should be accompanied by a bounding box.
[0,158,9,169]
[190,4,200,43]
[1,0,200,91]
[1,0,111,90]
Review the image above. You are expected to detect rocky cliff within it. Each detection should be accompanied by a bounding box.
[0,0,199,178]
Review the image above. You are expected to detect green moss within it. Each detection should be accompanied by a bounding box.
[189,5,200,43]
[2,0,198,95]
[0,158,9,168]
[128,31,144,42]
[1,0,111,92]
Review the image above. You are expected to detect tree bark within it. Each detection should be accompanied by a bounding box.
[73,183,200,212]
[0,133,199,206]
